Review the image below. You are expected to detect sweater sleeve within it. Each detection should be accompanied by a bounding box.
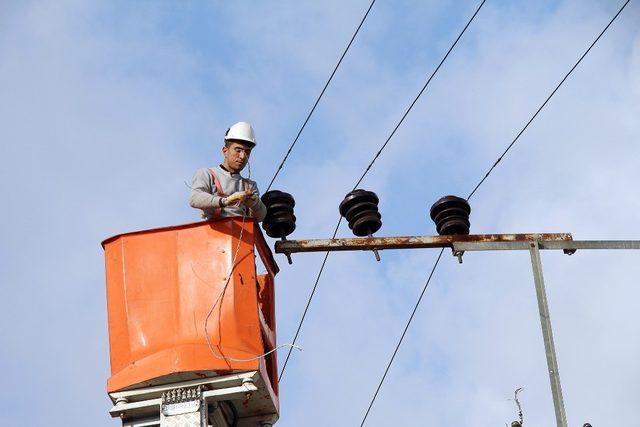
[247,180,267,222]
[188,168,224,210]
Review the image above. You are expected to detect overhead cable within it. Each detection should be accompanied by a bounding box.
[466,0,631,201]
[360,2,630,424]
[278,0,487,382]
[200,165,302,363]
[353,0,487,190]
[278,219,343,382]
[360,249,445,426]
[266,0,377,192]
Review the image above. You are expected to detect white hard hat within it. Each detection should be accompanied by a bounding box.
[224,121,256,147]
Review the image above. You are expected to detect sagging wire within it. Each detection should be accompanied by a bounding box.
[352,0,487,191]
[466,0,631,201]
[198,247,301,363]
[199,161,301,363]
[278,0,488,383]
[359,248,444,426]
[266,0,377,192]
[360,2,631,424]
[278,217,343,382]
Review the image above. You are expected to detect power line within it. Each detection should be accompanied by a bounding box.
[271,1,378,375]
[266,0,377,193]
[278,217,343,382]
[353,0,487,190]
[359,2,630,424]
[467,0,631,201]
[278,0,487,382]
[360,248,445,426]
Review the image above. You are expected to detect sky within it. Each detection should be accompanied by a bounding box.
[1,0,639,425]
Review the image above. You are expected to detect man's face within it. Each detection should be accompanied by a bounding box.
[222,141,253,173]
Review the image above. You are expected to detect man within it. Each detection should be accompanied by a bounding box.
[189,121,267,222]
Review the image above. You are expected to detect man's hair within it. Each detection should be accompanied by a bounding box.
[224,140,254,149]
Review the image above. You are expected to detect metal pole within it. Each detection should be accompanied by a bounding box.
[528,241,567,427]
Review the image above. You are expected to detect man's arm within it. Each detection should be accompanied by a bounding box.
[188,168,225,209]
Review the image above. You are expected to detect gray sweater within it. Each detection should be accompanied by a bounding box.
[188,165,267,222]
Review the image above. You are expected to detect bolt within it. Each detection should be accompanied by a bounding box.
[368,233,381,262]
[280,236,294,264]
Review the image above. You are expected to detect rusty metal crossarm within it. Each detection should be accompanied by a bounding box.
[539,240,640,250]
[454,239,640,252]
[274,233,573,254]
[273,229,640,427]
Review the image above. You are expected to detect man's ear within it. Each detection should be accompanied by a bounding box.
[222,145,228,156]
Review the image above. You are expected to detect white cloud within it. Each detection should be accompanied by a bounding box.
[1,1,638,426]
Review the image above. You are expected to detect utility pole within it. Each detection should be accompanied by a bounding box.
[275,232,640,427]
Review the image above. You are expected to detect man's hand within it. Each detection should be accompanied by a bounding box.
[223,191,251,206]
[223,188,260,209]
[242,190,260,208]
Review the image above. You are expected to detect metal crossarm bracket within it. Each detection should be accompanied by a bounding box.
[275,233,640,255]
[529,240,567,427]
[274,233,574,254]
[453,239,640,252]
[274,232,640,427]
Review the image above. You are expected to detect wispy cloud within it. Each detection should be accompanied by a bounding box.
[1,1,638,426]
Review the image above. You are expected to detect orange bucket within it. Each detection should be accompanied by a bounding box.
[102,218,279,408]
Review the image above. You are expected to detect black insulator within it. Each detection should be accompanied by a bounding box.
[430,195,471,235]
[261,190,296,239]
[339,189,382,237]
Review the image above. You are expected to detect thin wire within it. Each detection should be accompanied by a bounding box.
[360,3,631,423]
[266,0,377,192]
[278,217,344,381]
[278,0,487,383]
[202,163,302,363]
[466,0,631,201]
[352,0,487,190]
[200,245,302,362]
[359,248,444,426]
[203,202,247,360]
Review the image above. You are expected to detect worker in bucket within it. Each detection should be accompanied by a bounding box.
[189,121,267,222]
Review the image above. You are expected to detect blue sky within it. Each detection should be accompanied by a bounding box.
[1,1,639,425]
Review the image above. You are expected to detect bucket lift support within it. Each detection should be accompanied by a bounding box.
[102,220,281,427]
[109,371,276,427]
